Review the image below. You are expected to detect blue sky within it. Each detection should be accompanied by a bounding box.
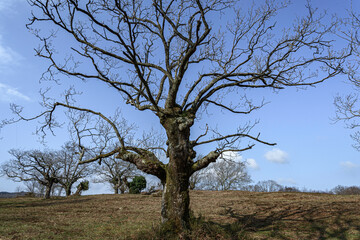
[1,0,360,194]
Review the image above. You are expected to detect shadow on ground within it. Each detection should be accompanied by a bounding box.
[207,201,360,239]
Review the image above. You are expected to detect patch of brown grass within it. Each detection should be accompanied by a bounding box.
[1,191,360,239]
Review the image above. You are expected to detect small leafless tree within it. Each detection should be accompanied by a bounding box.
[57,142,92,196]
[73,180,89,196]
[1,149,61,199]
[253,180,283,192]
[94,156,138,194]
[189,169,205,190]
[4,0,353,231]
[24,179,46,197]
[201,158,251,190]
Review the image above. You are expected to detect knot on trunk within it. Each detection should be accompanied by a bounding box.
[176,117,194,131]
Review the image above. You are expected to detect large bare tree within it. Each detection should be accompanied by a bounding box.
[7,0,352,231]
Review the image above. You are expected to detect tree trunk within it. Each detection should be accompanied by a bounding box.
[65,185,72,197]
[114,187,119,194]
[161,168,191,231]
[74,185,82,196]
[160,116,194,232]
[44,181,54,199]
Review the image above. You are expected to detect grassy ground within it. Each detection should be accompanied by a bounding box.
[1,191,360,239]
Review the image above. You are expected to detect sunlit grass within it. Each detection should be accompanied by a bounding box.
[1,191,360,239]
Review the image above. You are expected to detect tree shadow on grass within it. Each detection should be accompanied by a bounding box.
[208,202,360,240]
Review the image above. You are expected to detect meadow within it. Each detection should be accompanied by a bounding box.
[1,191,360,239]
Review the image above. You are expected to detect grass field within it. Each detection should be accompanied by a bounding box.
[1,191,360,239]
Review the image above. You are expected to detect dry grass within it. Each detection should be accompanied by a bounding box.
[1,191,360,239]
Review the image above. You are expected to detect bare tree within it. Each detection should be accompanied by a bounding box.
[24,179,46,197]
[201,158,251,190]
[332,185,360,195]
[333,10,360,150]
[57,142,92,196]
[1,149,61,199]
[51,183,64,196]
[6,0,352,231]
[189,168,205,190]
[253,180,283,192]
[73,180,90,196]
[94,156,138,194]
[334,93,360,150]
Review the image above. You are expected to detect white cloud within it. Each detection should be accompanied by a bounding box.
[0,44,18,64]
[264,148,289,164]
[218,151,243,162]
[246,158,259,170]
[0,83,31,102]
[340,161,360,170]
[0,0,24,70]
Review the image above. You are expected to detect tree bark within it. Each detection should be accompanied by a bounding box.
[160,115,194,231]
[74,185,82,196]
[65,185,72,197]
[44,181,54,199]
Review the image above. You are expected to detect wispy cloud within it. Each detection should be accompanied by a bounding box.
[0,1,11,11]
[246,158,260,170]
[340,161,360,170]
[264,148,289,164]
[0,0,21,12]
[0,36,22,71]
[0,0,23,71]
[0,83,31,102]
[0,42,19,64]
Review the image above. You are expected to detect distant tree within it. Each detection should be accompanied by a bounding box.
[1,149,61,199]
[51,183,64,197]
[129,176,147,194]
[24,179,45,197]
[94,156,138,194]
[201,159,251,191]
[74,180,89,196]
[344,186,360,195]
[282,186,301,192]
[332,185,346,195]
[57,142,92,196]
[189,155,206,190]
[6,0,352,231]
[254,180,283,192]
[332,185,360,195]
[146,181,163,194]
[189,169,205,190]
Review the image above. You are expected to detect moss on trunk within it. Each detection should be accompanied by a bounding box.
[160,115,194,232]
